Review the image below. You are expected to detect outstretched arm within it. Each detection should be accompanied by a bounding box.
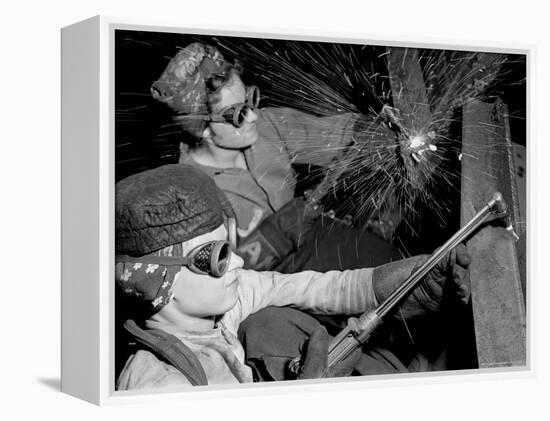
[259,107,394,167]
[227,267,377,328]
[226,245,470,330]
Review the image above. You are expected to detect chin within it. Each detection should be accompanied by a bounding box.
[248,131,259,145]
[225,285,240,306]
[216,135,257,150]
[239,126,259,145]
[206,290,240,317]
[222,287,240,312]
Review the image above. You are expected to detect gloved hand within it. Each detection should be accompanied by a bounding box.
[297,325,329,379]
[297,324,361,379]
[372,244,471,320]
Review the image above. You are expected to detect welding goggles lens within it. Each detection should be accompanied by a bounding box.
[246,85,260,109]
[208,85,260,128]
[186,240,231,277]
[217,103,252,127]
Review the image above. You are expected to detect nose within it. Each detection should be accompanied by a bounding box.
[245,107,258,123]
[228,251,244,271]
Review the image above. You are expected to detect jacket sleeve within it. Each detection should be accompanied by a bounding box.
[227,268,378,327]
[259,107,361,167]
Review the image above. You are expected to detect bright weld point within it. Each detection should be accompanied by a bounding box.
[429,144,437,152]
[458,153,463,161]
[409,135,425,149]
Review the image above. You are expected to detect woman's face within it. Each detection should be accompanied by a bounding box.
[206,72,259,149]
[169,224,244,318]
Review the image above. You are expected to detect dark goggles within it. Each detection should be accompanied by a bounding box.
[206,85,260,128]
[116,240,232,278]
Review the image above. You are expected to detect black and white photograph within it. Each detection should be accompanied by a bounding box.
[4,0,549,418]
[113,28,527,392]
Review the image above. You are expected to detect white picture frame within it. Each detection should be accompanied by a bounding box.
[61,15,531,405]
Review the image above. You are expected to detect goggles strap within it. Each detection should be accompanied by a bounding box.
[116,254,192,266]
[116,241,230,276]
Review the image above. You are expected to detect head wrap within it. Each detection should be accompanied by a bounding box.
[115,163,226,313]
[115,244,184,314]
[151,42,232,139]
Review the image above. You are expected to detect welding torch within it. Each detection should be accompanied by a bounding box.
[290,191,516,373]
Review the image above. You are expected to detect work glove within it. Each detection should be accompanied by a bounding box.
[297,325,362,379]
[296,325,329,379]
[372,244,471,321]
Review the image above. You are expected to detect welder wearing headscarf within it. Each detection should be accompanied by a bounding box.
[115,164,471,390]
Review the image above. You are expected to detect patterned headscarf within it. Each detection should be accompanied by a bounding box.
[115,164,226,314]
[151,42,230,139]
[115,244,184,313]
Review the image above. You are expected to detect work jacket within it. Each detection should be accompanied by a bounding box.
[116,266,376,390]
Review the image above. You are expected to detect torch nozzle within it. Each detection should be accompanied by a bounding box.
[488,192,519,241]
[490,192,507,215]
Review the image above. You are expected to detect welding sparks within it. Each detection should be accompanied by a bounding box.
[406,134,437,162]
[205,38,516,231]
[409,135,426,149]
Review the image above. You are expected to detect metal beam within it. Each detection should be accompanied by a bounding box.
[375,47,433,236]
[387,47,432,131]
[461,98,526,368]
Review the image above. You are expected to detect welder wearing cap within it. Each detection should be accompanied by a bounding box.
[151,42,401,274]
[115,164,471,390]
